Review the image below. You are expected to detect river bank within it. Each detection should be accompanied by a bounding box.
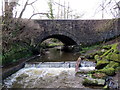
[76,42,120,89]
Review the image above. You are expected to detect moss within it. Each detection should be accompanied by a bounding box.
[114,50,120,54]
[81,44,100,53]
[102,45,111,50]
[85,52,96,59]
[111,43,118,51]
[96,59,109,69]
[98,68,115,76]
[106,53,120,62]
[105,61,120,69]
[88,70,97,74]
[82,78,98,86]
[101,43,118,58]
[103,85,108,89]
[49,43,63,47]
[85,43,119,77]
[101,49,112,58]
[85,50,104,59]
[94,55,101,61]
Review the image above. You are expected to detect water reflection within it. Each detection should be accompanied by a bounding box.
[29,46,81,63]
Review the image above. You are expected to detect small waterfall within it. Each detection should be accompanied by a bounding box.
[25,62,76,68]
[80,60,96,67]
[78,60,96,73]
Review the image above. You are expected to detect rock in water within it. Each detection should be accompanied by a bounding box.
[82,77,105,86]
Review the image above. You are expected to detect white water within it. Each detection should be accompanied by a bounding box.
[3,60,96,88]
[4,67,78,88]
[25,62,76,68]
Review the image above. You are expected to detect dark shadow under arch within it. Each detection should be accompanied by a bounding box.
[41,34,77,45]
[35,30,79,46]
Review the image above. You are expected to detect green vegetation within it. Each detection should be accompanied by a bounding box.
[89,43,120,76]
[2,44,34,66]
[82,78,98,86]
[48,43,63,47]
[105,61,120,69]
[80,44,100,54]
[98,68,115,76]
[40,42,63,48]
[80,43,120,88]
[96,59,109,69]
[40,39,64,48]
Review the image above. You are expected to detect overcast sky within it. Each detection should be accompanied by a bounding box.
[0,0,119,19]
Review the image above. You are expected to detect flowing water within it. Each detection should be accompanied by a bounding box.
[3,46,95,88]
[29,46,81,62]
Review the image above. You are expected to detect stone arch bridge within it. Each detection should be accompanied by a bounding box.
[23,19,120,46]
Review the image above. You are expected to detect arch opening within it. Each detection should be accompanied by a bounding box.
[40,34,77,46]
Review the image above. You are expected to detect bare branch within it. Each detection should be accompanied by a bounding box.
[14,11,17,18]
[28,13,49,20]
[31,4,35,14]
[18,0,29,19]
[27,0,38,5]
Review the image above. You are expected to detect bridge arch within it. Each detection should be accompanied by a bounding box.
[35,30,79,46]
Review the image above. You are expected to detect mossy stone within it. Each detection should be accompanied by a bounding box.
[101,43,118,58]
[85,53,96,59]
[98,68,115,76]
[96,59,109,69]
[96,50,106,56]
[105,61,120,69]
[94,55,101,61]
[106,53,120,62]
[82,78,98,86]
[102,45,111,50]
[111,43,118,51]
[92,72,107,79]
[82,77,105,86]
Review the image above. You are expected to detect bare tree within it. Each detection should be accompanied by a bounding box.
[49,0,84,19]
[98,0,120,18]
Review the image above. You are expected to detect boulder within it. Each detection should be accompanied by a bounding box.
[94,55,101,61]
[106,53,120,62]
[105,61,120,69]
[102,45,111,50]
[96,59,109,69]
[82,77,105,86]
[76,67,95,74]
[98,68,115,76]
[92,72,107,79]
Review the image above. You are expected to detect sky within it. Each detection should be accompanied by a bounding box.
[0,0,120,19]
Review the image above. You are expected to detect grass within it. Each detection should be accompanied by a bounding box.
[48,43,63,47]
[80,44,100,53]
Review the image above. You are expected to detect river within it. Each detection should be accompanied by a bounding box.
[3,46,88,88]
